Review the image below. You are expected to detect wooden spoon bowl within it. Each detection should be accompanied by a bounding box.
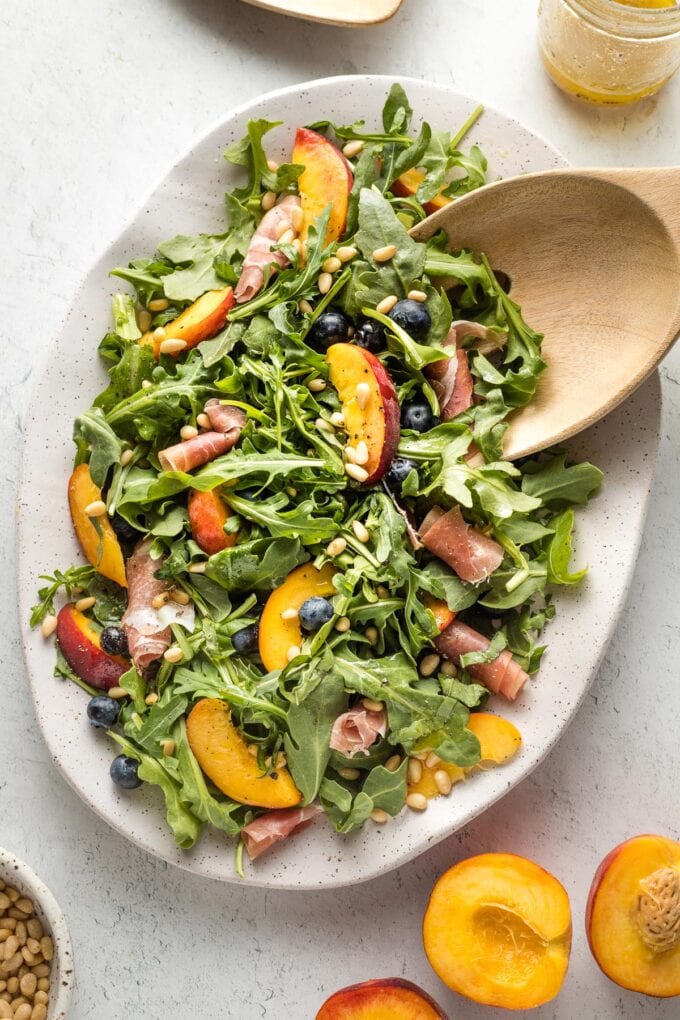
[411,168,680,459]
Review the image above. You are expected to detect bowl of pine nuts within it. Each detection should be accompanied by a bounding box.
[0,850,74,1020]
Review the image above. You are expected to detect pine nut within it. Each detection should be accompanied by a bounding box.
[352,520,370,543]
[144,692,159,706]
[286,645,301,662]
[142,379,153,389]
[170,589,191,606]
[317,272,333,295]
[84,500,107,518]
[336,246,358,263]
[247,744,259,758]
[343,445,357,464]
[329,411,345,427]
[376,585,390,599]
[34,991,48,1005]
[286,486,297,497]
[31,1006,47,1020]
[353,440,369,465]
[408,289,428,302]
[275,217,290,240]
[364,627,379,645]
[281,608,298,621]
[440,659,457,677]
[180,425,198,441]
[372,244,397,263]
[151,592,170,609]
[1,953,22,974]
[371,808,390,824]
[3,939,18,959]
[376,295,398,315]
[278,228,295,246]
[120,448,134,467]
[345,463,369,483]
[355,382,371,409]
[267,159,279,172]
[326,537,347,557]
[5,892,18,906]
[308,378,326,392]
[408,758,423,784]
[153,326,166,341]
[315,417,334,434]
[362,698,384,713]
[298,299,313,315]
[40,616,57,639]
[196,412,210,429]
[26,923,42,942]
[188,562,206,574]
[13,1005,31,1020]
[161,739,175,757]
[159,338,187,356]
[419,653,441,678]
[335,616,351,633]
[38,938,52,963]
[291,205,304,233]
[20,948,35,965]
[406,792,428,811]
[137,309,152,333]
[322,256,342,274]
[385,755,401,772]
[337,767,360,781]
[107,687,127,700]
[261,190,277,211]
[163,647,183,664]
[36,978,49,990]
[75,596,95,612]
[342,140,364,158]
[434,769,453,795]
[148,298,169,312]
[292,238,303,258]
[425,751,441,770]
[0,1003,10,1019]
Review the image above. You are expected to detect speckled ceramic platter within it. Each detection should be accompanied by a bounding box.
[18,76,661,889]
[238,0,403,27]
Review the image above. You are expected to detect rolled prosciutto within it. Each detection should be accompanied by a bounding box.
[426,325,474,421]
[158,402,245,473]
[420,505,504,584]
[234,194,301,304]
[329,707,388,758]
[241,805,322,861]
[121,539,172,675]
[435,619,529,700]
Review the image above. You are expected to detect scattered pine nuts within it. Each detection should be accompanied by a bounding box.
[170,589,191,606]
[298,299,313,315]
[261,190,277,211]
[335,616,351,633]
[291,205,304,233]
[278,228,295,246]
[362,698,384,713]
[120,448,134,467]
[148,297,169,312]
[74,596,95,613]
[440,659,457,677]
[315,417,334,434]
[137,309,152,333]
[371,808,390,824]
[161,739,176,757]
[345,463,369,483]
[355,382,371,410]
[336,246,358,263]
[337,767,360,781]
[322,256,342,274]
[343,445,357,464]
[406,792,428,811]
[281,608,299,621]
[376,294,398,315]
[144,693,159,706]
[286,645,301,662]
[408,289,428,302]
[434,769,453,796]
[188,562,207,574]
[40,616,57,640]
[0,887,52,1015]
[352,520,370,543]
[163,647,183,664]
[372,244,397,263]
[385,755,401,772]
[425,751,441,770]
[153,326,166,342]
[364,626,379,645]
[307,378,326,392]
[408,758,423,784]
[159,338,187,356]
[326,537,347,557]
[151,592,170,610]
[107,687,127,700]
[180,425,198,441]
[342,140,365,159]
[84,500,107,518]
[419,653,441,678]
[317,272,333,295]
[329,411,345,427]
[353,440,369,466]
[196,412,211,429]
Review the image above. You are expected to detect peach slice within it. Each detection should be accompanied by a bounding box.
[422,594,456,634]
[292,127,353,247]
[140,285,234,358]
[259,562,336,672]
[392,168,452,215]
[316,978,446,1019]
[56,604,128,690]
[188,489,237,555]
[68,463,127,588]
[586,834,680,996]
[326,343,400,486]
[423,853,571,1009]
[186,698,301,809]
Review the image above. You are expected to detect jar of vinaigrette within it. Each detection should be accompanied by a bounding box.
[538,0,680,103]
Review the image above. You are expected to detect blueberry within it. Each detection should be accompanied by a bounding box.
[401,399,439,433]
[307,310,352,350]
[111,514,141,544]
[87,696,120,729]
[385,457,417,493]
[299,597,334,633]
[110,755,142,789]
[389,299,431,341]
[232,623,260,655]
[100,625,128,657]
[354,319,385,354]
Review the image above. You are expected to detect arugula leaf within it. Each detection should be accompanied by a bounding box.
[206,538,307,592]
[355,188,426,297]
[111,293,141,341]
[73,408,123,487]
[283,655,347,804]
[522,454,604,507]
[545,508,587,585]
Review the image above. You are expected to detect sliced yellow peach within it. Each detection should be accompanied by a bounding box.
[292,127,352,246]
[259,562,336,672]
[68,463,127,588]
[56,604,128,690]
[424,853,572,1009]
[186,698,301,809]
[392,168,452,215]
[141,286,234,358]
[422,594,456,633]
[188,489,237,555]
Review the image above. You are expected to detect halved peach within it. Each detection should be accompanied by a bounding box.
[187,489,237,555]
[68,464,127,588]
[586,834,680,996]
[141,286,234,358]
[259,562,336,672]
[316,978,446,1019]
[326,343,400,486]
[392,168,452,215]
[423,853,571,1009]
[422,595,456,634]
[292,127,352,246]
[186,698,301,809]
[56,604,128,690]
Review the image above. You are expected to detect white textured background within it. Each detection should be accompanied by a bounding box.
[2,1,680,1017]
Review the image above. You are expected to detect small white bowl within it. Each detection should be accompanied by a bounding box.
[0,848,74,1020]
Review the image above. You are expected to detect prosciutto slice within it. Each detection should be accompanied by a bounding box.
[158,402,246,473]
[435,619,529,700]
[234,194,301,304]
[420,505,504,584]
[241,805,323,861]
[329,707,388,758]
[122,540,172,675]
[426,327,475,421]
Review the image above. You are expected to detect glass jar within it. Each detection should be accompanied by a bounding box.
[538,0,680,104]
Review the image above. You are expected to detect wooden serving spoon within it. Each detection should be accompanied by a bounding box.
[410,167,680,460]
[238,0,403,27]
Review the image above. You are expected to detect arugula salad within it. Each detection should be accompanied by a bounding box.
[32,85,602,868]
